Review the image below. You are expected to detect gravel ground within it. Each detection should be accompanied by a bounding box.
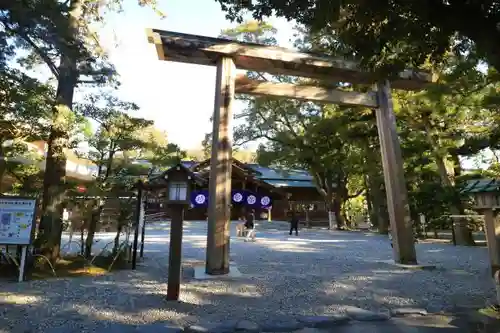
[0,221,495,332]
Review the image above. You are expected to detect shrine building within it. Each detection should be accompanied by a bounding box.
[146,158,327,223]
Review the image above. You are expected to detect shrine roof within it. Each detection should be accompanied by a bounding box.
[262,179,316,188]
[188,159,316,190]
[245,164,313,182]
[461,178,500,193]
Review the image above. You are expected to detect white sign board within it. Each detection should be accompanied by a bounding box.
[0,197,36,245]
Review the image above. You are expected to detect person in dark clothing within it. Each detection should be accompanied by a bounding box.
[244,209,256,241]
[290,212,299,236]
[245,209,255,229]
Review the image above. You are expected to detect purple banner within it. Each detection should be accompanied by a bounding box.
[244,191,259,207]
[231,190,246,204]
[259,195,272,209]
[190,190,272,208]
[190,190,209,207]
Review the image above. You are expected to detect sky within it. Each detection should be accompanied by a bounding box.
[94,0,296,150]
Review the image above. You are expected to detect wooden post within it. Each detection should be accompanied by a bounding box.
[206,56,235,275]
[18,246,27,282]
[167,206,184,301]
[484,209,500,277]
[140,205,147,258]
[375,80,417,265]
[132,185,143,270]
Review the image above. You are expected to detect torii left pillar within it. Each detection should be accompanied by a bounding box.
[206,56,235,275]
[375,80,417,265]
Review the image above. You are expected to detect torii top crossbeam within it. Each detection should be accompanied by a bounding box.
[146,28,432,91]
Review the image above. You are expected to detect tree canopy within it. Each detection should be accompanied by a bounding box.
[215,0,500,74]
[218,19,500,244]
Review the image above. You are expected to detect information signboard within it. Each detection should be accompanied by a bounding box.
[0,196,37,245]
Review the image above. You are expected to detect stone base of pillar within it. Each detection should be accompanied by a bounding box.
[195,264,242,280]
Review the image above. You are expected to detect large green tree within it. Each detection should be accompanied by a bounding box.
[1,0,163,262]
[0,68,51,190]
[0,66,89,197]
[75,93,152,257]
[221,21,367,229]
[246,101,367,229]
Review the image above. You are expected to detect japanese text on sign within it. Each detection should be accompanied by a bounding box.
[0,198,36,245]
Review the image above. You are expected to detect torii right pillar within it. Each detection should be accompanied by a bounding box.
[375,80,417,265]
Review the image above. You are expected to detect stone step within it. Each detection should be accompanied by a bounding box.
[46,308,460,333]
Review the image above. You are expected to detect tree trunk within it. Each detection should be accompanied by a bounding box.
[426,127,474,246]
[450,153,462,178]
[113,223,123,256]
[37,0,82,262]
[0,148,7,194]
[85,204,101,258]
[364,142,389,234]
[342,204,351,228]
[80,222,85,256]
[323,189,335,230]
[113,207,129,255]
[333,197,345,230]
[367,175,389,234]
[434,153,474,245]
[365,177,375,227]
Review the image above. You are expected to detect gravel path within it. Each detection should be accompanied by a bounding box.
[0,221,495,332]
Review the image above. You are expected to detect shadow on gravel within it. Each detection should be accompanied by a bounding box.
[0,225,496,333]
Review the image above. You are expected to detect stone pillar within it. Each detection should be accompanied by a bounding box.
[375,80,417,265]
[205,57,235,275]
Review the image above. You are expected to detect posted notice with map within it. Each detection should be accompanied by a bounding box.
[0,197,36,245]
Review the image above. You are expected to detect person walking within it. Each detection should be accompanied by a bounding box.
[289,211,299,236]
[244,209,256,242]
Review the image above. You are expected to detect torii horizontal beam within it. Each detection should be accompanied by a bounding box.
[146,29,432,91]
[235,75,378,107]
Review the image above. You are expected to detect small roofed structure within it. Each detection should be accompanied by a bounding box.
[461,178,500,209]
[461,178,500,279]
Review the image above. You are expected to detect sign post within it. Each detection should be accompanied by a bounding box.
[0,196,37,282]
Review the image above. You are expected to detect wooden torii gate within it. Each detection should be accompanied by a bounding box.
[146,29,432,274]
